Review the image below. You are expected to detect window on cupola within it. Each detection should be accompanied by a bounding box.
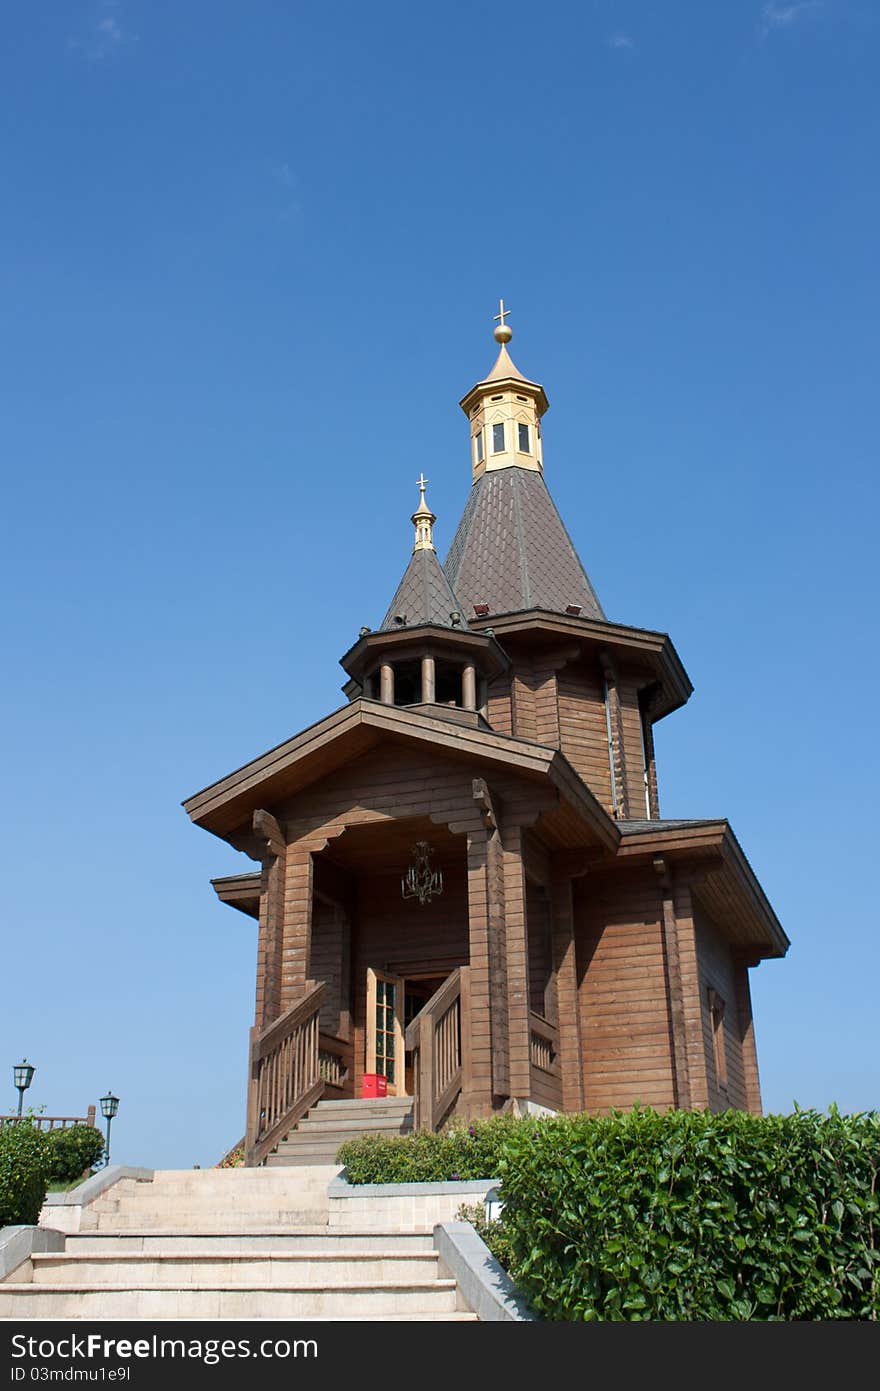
[475,431,484,463]
[518,423,530,453]
[492,423,505,453]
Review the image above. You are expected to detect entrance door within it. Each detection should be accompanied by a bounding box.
[366,968,406,1096]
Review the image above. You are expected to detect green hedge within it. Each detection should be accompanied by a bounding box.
[47,1125,105,1184]
[0,1121,53,1227]
[497,1107,880,1321]
[337,1115,527,1183]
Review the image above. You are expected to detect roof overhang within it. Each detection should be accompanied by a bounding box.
[184,697,619,852]
[615,819,789,960]
[459,373,549,418]
[211,873,261,919]
[468,609,693,719]
[339,624,510,685]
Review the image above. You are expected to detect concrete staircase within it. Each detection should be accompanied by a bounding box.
[267,1096,414,1166]
[0,1167,475,1320]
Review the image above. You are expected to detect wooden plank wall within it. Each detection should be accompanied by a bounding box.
[526,879,553,1018]
[693,905,749,1112]
[618,668,652,820]
[557,660,614,813]
[310,898,343,1034]
[487,674,513,735]
[574,866,676,1110]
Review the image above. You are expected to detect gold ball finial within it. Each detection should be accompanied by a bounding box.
[493,298,512,344]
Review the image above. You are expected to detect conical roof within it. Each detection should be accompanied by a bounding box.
[380,546,470,632]
[444,467,605,620]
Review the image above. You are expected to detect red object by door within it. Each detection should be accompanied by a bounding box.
[361,1073,388,1098]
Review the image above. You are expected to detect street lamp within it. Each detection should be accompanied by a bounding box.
[100,1091,119,1167]
[13,1060,35,1118]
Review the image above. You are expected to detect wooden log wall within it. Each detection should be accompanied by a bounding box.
[574,866,676,1111]
[693,905,751,1113]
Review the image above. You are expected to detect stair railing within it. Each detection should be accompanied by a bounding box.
[405,967,469,1132]
[245,981,326,1166]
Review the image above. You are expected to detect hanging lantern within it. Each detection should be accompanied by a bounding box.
[401,841,443,905]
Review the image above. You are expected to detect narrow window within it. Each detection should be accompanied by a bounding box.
[517,423,530,453]
[492,422,505,453]
[708,988,728,1093]
[475,430,484,463]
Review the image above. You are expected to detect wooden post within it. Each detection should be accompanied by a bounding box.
[380,663,395,704]
[253,810,287,1029]
[550,872,584,1112]
[281,846,316,1010]
[421,654,436,703]
[462,663,477,711]
[501,825,532,1102]
[464,829,496,1114]
[672,879,710,1109]
[653,857,692,1110]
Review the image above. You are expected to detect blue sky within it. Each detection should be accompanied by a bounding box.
[1,1,877,1168]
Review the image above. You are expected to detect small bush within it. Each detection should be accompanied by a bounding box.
[217,1141,245,1169]
[0,1120,53,1226]
[337,1115,527,1183]
[47,1125,105,1185]
[497,1106,880,1321]
[456,1202,516,1272]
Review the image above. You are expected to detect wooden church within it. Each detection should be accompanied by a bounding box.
[184,307,789,1166]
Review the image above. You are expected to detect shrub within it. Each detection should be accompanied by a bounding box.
[47,1125,105,1185]
[337,1115,528,1183]
[0,1120,53,1226]
[217,1141,245,1169]
[456,1202,516,1272]
[496,1106,880,1321]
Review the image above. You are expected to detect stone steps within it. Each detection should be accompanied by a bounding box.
[1,1163,478,1321]
[66,1230,434,1254]
[0,1279,462,1319]
[93,1209,329,1231]
[267,1097,415,1167]
[28,1250,441,1286]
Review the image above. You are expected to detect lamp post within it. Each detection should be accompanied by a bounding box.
[100,1091,119,1167]
[13,1060,35,1119]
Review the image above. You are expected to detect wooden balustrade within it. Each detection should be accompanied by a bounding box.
[245,981,326,1166]
[405,967,470,1132]
[529,1012,563,1112]
[0,1106,97,1131]
[318,1032,352,1094]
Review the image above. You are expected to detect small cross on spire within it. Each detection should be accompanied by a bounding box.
[412,474,436,552]
[493,298,513,345]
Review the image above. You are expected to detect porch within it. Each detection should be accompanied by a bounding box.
[243,813,565,1165]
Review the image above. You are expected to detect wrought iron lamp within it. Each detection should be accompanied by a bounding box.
[401,841,443,905]
[100,1090,119,1167]
[13,1059,35,1118]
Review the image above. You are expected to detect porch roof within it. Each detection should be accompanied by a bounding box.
[615,818,790,959]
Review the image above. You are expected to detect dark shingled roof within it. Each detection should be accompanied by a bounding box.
[443,467,605,621]
[619,819,721,835]
[380,546,470,632]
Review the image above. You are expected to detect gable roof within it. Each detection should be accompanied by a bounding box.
[444,467,605,621]
[182,696,618,850]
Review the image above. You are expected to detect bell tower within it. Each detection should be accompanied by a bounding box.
[459,300,549,482]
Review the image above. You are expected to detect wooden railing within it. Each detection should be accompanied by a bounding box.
[405,967,470,1132]
[245,981,326,1166]
[0,1106,97,1131]
[529,1012,563,1112]
[318,1032,352,1094]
